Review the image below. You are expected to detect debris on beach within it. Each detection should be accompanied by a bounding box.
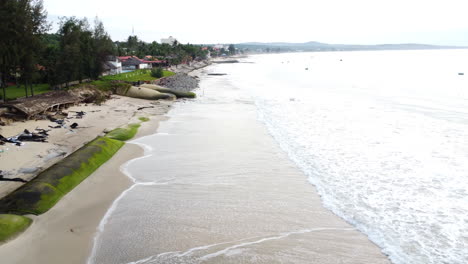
[137,106,155,111]
[0,171,27,183]
[0,128,50,145]
[74,111,86,118]
[18,167,41,174]
[0,91,81,120]
[208,73,228,76]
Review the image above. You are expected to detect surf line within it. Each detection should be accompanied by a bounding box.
[126,227,356,263]
[86,135,168,264]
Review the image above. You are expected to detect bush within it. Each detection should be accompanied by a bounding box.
[150,67,164,78]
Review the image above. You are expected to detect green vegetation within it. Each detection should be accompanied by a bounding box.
[0,0,214,102]
[0,0,49,101]
[101,69,175,82]
[0,84,50,100]
[0,214,32,242]
[106,124,141,141]
[0,137,124,215]
[116,36,209,64]
[138,117,150,122]
[150,67,164,78]
[88,80,131,92]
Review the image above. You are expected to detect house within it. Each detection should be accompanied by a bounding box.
[118,56,149,70]
[142,58,167,68]
[118,56,167,70]
[102,56,122,76]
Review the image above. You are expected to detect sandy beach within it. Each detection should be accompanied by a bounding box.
[0,95,172,263]
[0,95,171,198]
[0,63,390,264]
[88,68,391,263]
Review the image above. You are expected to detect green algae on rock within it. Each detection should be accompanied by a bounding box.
[0,214,32,242]
[0,137,124,215]
[106,123,141,141]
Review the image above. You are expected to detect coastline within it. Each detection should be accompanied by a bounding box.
[0,109,167,264]
[89,64,391,263]
[0,64,207,263]
[1,60,390,263]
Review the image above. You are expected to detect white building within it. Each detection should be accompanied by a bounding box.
[161,36,177,45]
[213,44,229,50]
[102,56,122,76]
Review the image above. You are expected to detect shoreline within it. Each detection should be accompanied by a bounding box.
[1,60,390,263]
[0,64,208,263]
[0,110,168,264]
[88,67,391,263]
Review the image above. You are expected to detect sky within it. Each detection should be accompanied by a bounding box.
[43,0,468,46]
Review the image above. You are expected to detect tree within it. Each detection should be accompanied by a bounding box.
[150,67,164,78]
[56,17,84,87]
[91,17,115,78]
[0,0,48,101]
[54,16,114,86]
[228,44,236,55]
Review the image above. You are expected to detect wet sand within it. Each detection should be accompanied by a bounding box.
[89,75,391,263]
[0,66,391,263]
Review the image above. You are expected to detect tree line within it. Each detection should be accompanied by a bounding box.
[0,0,48,100]
[0,0,216,102]
[0,0,115,100]
[115,36,209,65]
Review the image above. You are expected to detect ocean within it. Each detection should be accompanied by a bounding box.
[89,50,468,264]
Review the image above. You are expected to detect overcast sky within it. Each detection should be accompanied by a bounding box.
[44,0,468,46]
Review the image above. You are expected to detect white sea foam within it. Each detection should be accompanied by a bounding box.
[230,50,468,264]
[89,51,468,264]
[88,139,159,264]
[124,227,355,264]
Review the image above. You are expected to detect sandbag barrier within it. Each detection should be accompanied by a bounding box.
[116,86,176,100]
[105,123,141,142]
[139,84,196,98]
[0,137,124,215]
[0,214,32,243]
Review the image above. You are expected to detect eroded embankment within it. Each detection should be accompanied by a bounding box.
[0,122,145,242]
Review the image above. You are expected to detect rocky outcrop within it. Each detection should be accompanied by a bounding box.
[154,73,199,92]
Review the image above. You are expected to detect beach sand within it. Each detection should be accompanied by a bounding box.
[89,74,391,263]
[0,64,390,263]
[0,95,171,198]
[0,96,171,264]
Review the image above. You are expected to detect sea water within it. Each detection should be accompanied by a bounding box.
[89,50,468,264]
[229,50,468,264]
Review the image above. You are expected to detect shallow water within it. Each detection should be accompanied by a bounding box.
[228,50,468,264]
[90,49,468,264]
[88,64,389,264]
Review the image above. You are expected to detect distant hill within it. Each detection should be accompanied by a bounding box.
[236,41,467,52]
